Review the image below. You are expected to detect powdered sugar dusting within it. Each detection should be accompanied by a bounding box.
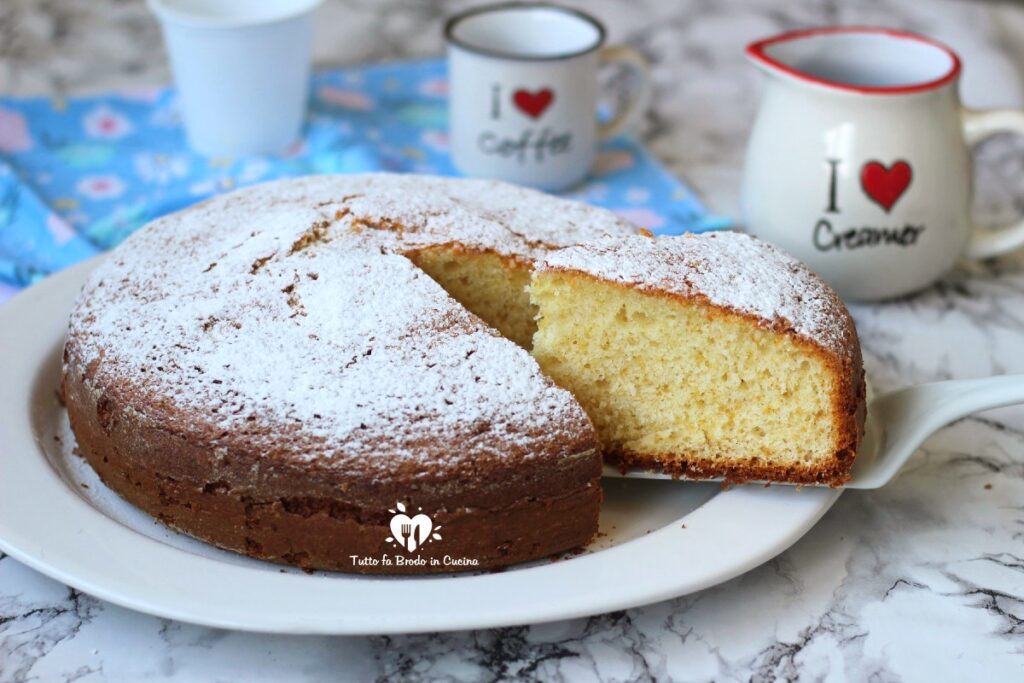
[538,232,857,358]
[230,173,636,260]
[65,174,632,474]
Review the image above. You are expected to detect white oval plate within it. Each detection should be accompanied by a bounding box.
[0,259,841,635]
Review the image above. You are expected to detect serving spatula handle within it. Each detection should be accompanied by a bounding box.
[847,374,1024,489]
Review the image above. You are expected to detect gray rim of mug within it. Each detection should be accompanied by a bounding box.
[444,2,608,61]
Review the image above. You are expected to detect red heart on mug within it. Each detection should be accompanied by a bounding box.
[860,160,912,212]
[513,88,554,119]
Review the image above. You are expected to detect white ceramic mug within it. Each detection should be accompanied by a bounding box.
[149,0,322,157]
[445,2,650,191]
[741,27,1024,301]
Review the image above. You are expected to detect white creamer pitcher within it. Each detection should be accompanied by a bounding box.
[741,27,1024,301]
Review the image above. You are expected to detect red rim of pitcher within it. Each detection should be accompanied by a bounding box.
[746,26,962,95]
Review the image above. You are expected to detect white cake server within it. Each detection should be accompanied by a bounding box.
[603,374,1024,489]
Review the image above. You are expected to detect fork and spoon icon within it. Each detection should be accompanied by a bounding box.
[399,523,416,552]
[390,511,433,552]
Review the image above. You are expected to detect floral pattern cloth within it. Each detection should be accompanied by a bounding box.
[0,59,727,303]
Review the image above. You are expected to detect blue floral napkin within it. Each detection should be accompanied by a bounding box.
[0,59,728,303]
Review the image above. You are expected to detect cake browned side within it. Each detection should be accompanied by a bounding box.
[61,173,635,574]
[62,352,601,573]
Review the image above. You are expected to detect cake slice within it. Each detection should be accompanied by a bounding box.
[530,232,865,486]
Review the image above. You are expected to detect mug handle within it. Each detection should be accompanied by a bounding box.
[962,107,1024,259]
[598,45,651,140]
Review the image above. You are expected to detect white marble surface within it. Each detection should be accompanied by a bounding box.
[3,0,1024,680]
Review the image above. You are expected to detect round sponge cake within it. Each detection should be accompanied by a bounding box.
[62,174,637,574]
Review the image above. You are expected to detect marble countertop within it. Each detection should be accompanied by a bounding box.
[3,0,1024,680]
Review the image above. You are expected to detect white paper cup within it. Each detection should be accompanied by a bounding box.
[148,0,322,157]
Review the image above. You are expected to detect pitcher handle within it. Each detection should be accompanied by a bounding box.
[597,46,650,140]
[962,107,1024,259]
